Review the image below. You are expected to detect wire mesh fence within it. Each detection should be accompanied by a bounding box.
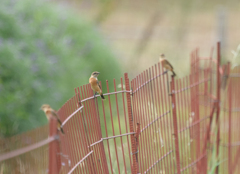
[1,42,240,174]
[57,77,135,174]
[218,65,240,174]
[0,125,49,173]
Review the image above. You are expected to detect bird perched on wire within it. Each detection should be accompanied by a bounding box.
[40,104,65,134]
[159,54,176,77]
[89,71,105,100]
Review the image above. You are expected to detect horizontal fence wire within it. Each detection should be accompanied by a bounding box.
[68,150,93,174]
[144,150,173,174]
[140,111,170,133]
[61,105,84,127]
[180,153,207,173]
[132,71,166,94]
[221,142,240,147]
[178,115,211,133]
[0,136,57,162]
[89,132,135,147]
[80,90,132,103]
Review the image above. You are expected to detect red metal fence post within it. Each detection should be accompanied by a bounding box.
[124,73,139,174]
[228,76,232,174]
[48,118,60,174]
[216,42,221,174]
[195,49,201,174]
[170,75,181,174]
[189,53,194,174]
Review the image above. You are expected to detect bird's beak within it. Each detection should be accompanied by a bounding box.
[98,72,100,74]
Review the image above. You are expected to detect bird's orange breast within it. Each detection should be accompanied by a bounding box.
[44,110,52,120]
[89,77,101,92]
[89,77,97,85]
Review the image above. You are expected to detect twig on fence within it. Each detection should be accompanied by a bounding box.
[67,150,93,174]
[61,106,84,127]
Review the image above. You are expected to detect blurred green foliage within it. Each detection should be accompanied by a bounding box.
[0,0,121,137]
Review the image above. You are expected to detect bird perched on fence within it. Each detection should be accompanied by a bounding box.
[159,54,176,77]
[40,104,65,134]
[89,71,105,100]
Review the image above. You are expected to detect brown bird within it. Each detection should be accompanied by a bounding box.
[89,71,105,100]
[41,104,64,134]
[159,54,176,77]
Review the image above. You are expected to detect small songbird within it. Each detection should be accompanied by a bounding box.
[41,104,64,134]
[89,71,105,100]
[159,54,176,77]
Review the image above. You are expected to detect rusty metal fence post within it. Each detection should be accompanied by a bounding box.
[195,49,201,174]
[216,42,221,174]
[124,73,139,174]
[170,75,181,174]
[228,76,232,174]
[48,118,61,174]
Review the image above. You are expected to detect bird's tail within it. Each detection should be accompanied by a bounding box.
[59,127,65,134]
[100,93,105,100]
[172,70,176,77]
[57,119,65,134]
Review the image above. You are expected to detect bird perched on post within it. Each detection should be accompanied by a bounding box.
[89,71,105,100]
[159,54,176,77]
[41,104,64,134]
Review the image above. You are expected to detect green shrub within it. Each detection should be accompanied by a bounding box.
[0,0,121,137]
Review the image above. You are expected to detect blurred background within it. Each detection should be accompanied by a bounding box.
[0,0,240,138]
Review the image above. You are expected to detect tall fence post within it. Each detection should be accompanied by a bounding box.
[228,76,232,174]
[170,75,181,174]
[48,118,61,174]
[189,52,194,174]
[195,49,201,174]
[216,42,221,174]
[124,73,139,174]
